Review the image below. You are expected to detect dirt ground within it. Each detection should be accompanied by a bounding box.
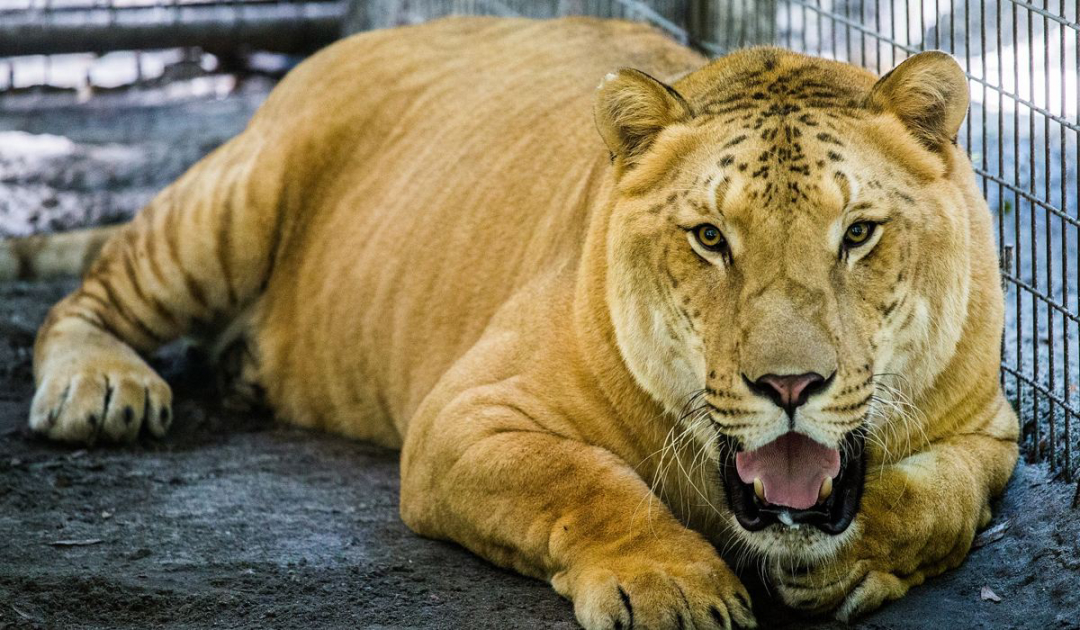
[1,79,1079,630]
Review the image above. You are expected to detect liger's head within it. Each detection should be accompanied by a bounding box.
[594,47,982,559]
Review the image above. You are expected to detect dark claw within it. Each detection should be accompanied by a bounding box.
[123,406,134,425]
[142,386,151,425]
[671,583,690,629]
[618,586,634,628]
[102,379,114,418]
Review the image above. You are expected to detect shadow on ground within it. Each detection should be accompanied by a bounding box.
[1,81,1078,630]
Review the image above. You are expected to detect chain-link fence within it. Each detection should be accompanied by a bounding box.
[1,0,1077,498]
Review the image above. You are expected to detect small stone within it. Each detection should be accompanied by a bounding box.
[128,548,152,561]
[980,586,1002,603]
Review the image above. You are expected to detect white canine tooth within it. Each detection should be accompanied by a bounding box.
[753,478,765,502]
[819,476,833,502]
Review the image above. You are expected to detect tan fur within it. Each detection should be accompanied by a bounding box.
[18,17,1017,628]
[0,226,117,281]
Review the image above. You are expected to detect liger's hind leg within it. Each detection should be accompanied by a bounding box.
[30,132,286,443]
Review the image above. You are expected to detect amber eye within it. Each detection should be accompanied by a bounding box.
[843,221,876,248]
[694,224,727,252]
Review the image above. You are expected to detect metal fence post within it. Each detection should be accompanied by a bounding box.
[688,0,777,54]
[343,0,402,34]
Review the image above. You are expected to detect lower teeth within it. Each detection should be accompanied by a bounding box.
[819,476,833,502]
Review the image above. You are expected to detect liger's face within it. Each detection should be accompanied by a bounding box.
[600,50,974,559]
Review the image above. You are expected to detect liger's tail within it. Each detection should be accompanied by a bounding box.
[0,225,121,281]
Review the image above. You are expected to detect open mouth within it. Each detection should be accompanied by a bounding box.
[719,429,866,535]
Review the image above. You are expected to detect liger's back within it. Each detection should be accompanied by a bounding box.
[250,17,704,436]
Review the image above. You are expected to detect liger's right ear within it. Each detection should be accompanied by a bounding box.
[594,68,693,170]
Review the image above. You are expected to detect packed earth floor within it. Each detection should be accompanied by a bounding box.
[0,75,1078,630]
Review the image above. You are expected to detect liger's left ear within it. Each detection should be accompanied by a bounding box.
[866,51,969,150]
[594,68,693,169]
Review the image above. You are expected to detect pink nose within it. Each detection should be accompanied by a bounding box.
[749,372,828,414]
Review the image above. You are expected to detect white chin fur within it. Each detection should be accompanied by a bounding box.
[737,515,859,566]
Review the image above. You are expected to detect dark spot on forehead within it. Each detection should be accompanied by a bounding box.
[689,198,710,215]
[762,102,803,118]
[761,50,779,71]
[719,155,735,167]
[834,170,851,204]
[827,151,844,162]
[787,180,809,203]
[723,134,748,149]
[816,132,844,146]
[891,190,916,204]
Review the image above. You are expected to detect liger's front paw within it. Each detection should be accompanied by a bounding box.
[773,558,911,621]
[30,354,172,444]
[772,557,870,615]
[772,507,977,621]
[554,552,756,630]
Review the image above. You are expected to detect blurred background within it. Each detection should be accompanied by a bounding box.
[0,0,1077,498]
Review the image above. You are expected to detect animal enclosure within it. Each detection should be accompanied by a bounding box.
[1,0,1077,498]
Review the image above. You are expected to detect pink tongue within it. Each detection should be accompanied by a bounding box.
[735,432,841,510]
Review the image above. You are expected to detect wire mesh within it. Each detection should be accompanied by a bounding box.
[0,0,1076,495]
